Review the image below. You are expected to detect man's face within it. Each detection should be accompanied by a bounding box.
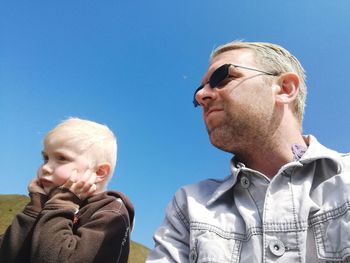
[37,139,92,194]
[195,49,276,153]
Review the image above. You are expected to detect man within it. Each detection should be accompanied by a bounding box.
[146,41,350,262]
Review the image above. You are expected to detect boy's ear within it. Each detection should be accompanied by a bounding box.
[274,72,300,105]
[95,163,111,183]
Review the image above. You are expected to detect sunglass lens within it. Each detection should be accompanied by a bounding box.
[193,64,230,107]
[209,64,230,88]
[193,85,203,107]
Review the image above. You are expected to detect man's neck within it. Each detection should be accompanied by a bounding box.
[235,132,307,179]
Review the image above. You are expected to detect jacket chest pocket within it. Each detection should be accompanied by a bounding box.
[189,228,242,263]
[311,203,350,262]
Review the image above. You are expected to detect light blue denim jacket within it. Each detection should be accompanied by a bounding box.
[147,136,350,262]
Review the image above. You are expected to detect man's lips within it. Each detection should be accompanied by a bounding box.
[205,107,223,119]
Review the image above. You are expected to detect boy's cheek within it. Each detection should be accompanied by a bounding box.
[37,167,43,177]
[53,168,72,184]
[76,166,92,178]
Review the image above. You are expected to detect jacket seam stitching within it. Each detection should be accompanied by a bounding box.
[174,198,190,231]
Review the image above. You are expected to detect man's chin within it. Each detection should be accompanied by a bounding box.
[208,128,236,153]
[209,138,233,153]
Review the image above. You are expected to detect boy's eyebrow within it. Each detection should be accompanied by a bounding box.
[52,148,76,158]
[41,147,79,159]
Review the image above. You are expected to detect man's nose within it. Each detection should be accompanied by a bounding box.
[195,84,217,107]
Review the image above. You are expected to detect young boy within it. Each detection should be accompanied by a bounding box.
[0,118,134,263]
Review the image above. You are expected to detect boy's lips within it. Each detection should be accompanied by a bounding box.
[40,178,52,185]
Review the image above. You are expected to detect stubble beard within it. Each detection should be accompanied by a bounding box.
[206,103,272,155]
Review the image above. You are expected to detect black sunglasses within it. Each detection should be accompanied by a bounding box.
[193,64,278,107]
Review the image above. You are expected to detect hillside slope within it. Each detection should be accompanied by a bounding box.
[0,194,149,263]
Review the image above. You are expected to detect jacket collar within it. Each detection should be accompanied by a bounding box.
[207,135,343,206]
[299,135,343,171]
[207,161,240,206]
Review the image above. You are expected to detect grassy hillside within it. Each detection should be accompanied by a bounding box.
[0,194,149,263]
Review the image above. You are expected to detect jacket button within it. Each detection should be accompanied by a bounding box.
[269,239,285,257]
[240,176,250,188]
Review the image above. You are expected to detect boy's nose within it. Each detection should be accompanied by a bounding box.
[40,163,53,175]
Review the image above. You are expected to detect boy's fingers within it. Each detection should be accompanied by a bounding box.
[80,175,96,193]
[70,170,78,182]
[88,171,97,184]
[87,184,97,196]
[71,181,84,193]
[81,169,91,182]
[80,183,97,199]
[28,178,46,195]
[77,174,97,199]
[62,179,73,189]
[75,170,95,192]
[62,170,78,188]
[63,169,97,200]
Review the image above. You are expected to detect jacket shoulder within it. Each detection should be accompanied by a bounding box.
[173,176,231,207]
[340,152,350,171]
[97,191,135,229]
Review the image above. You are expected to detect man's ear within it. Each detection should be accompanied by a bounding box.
[95,163,111,183]
[274,72,300,105]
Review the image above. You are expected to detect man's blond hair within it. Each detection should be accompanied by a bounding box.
[211,41,307,124]
[44,117,117,177]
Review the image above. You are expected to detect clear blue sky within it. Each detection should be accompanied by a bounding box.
[1,0,350,248]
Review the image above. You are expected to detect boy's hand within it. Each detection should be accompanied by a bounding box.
[28,177,46,195]
[61,169,97,200]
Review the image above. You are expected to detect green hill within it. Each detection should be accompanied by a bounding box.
[0,194,149,263]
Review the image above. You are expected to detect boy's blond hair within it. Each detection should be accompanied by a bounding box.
[44,118,117,178]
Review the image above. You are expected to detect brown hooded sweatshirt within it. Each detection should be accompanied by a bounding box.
[0,188,135,263]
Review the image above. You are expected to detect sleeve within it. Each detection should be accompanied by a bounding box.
[146,191,191,263]
[0,193,48,262]
[30,188,132,263]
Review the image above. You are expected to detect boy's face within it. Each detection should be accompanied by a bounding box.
[37,138,92,194]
